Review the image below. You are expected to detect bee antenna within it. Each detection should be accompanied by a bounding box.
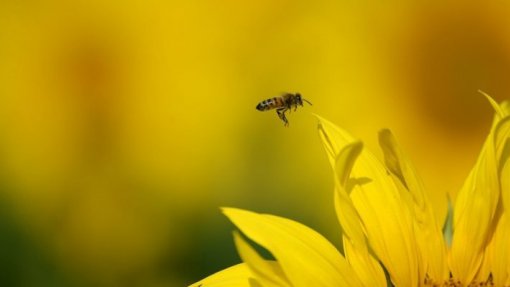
[303,98,312,105]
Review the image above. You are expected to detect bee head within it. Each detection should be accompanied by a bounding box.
[297,93,312,106]
[295,93,303,106]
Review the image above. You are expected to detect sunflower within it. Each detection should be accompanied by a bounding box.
[191,93,510,287]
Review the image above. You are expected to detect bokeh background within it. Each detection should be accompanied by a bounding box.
[1,1,510,286]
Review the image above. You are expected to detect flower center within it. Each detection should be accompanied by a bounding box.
[424,274,496,287]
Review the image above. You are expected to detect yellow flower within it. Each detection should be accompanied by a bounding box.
[191,93,510,287]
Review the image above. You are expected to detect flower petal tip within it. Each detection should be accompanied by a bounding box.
[221,207,243,218]
[378,129,398,151]
[312,113,327,125]
[378,128,392,138]
[221,207,240,215]
[479,90,504,117]
[222,208,259,224]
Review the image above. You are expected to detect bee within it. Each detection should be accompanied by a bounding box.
[256,92,312,126]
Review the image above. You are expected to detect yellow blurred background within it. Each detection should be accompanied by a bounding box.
[1,1,509,286]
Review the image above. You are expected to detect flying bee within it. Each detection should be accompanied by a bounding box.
[256,93,312,126]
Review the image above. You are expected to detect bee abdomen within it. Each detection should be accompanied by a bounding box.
[256,98,277,111]
[256,102,267,111]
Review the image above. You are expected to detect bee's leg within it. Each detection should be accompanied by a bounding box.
[276,108,289,126]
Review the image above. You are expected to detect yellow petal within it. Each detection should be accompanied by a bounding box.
[378,129,447,221]
[503,147,510,213]
[478,213,510,286]
[317,115,419,287]
[378,129,448,283]
[449,108,510,284]
[189,263,252,287]
[449,143,497,283]
[332,142,387,286]
[233,231,290,287]
[496,117,510,212]
[501,100,510,116]
[316,113,356,169]
[342,232,387,287]
[223,207,364,287]
[333,141,366,244]
[335,141,364,187]
[479,90,506,119]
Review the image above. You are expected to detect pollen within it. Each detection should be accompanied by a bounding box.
[424,274,497,287]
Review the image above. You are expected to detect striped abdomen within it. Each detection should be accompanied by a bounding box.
[256,97,285,111]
